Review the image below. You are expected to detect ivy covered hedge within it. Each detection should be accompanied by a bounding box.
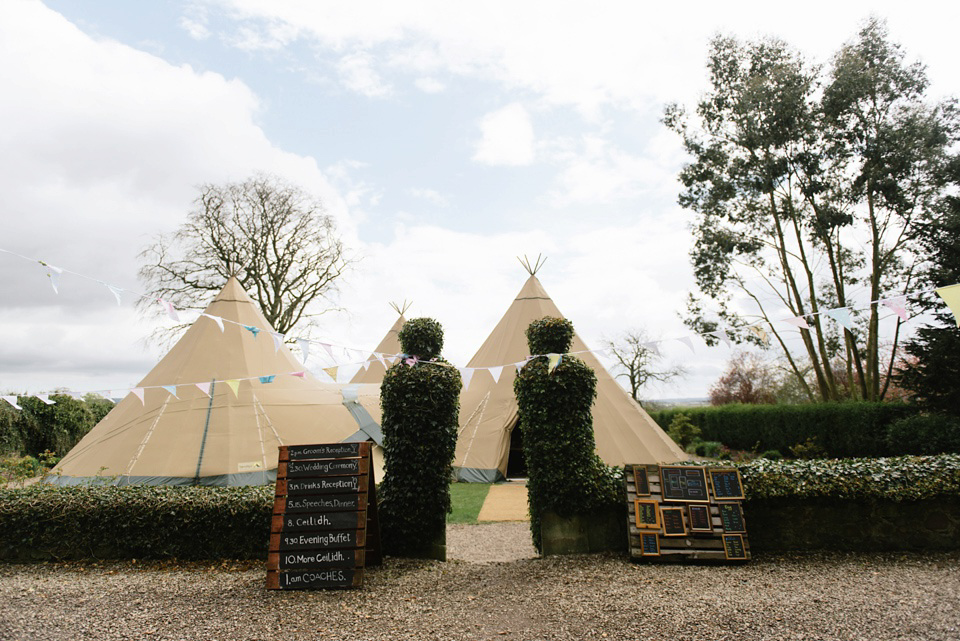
[0,485,272,562]
[0,394,113,458]
[650,403,921,458]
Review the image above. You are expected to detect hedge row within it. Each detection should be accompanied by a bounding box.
[0,485,272,561]
[0,394,114,458]
[651,403,921,458]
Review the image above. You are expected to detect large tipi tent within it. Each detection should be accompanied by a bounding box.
[49,277,383,486]
[349,302,409,384]
[454,264,689,482]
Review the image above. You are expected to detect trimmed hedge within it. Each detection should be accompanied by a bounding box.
[0,485,272,562]
[651,403,921,458]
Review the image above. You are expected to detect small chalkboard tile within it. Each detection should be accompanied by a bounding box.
[722,534,747,560]
[634,500,660,529]
[659,466,710,503]
[687,504,713,532]
[273,510,366,533]
[281,458,367,478]
[280,475,368,496]
[640,532,660,556]
[709,468,745,500]
[632,465,650,496]
[270,529,365,552]
[283,443,365,461]
[266,568,362,590]
[660,507,686,537]
[268,548,364,571]
[275,493,366,515]
[717,503,746,533]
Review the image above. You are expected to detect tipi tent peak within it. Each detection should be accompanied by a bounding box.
[349,301,409,384]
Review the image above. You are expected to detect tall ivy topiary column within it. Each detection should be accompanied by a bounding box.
[378,317,461,560]
[514,316,622,553]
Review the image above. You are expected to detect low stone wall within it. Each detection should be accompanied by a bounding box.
[540,507,626,555]
[744,497,960,551]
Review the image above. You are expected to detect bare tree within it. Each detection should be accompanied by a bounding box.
[139,174,353,341]
[603,329,686,406]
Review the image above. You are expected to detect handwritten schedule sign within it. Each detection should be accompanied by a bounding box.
[660,507,687,537]
[709,468,745,500]
[688,504,713,532]
[635,500,660,529]
[632,465,651,496]
[718,503,746,533]
[723,534,747,560]
[267,442,380,590]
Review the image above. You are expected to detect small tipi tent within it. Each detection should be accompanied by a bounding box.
[454,261,688,482]
[349,302,409,384]
[49,277,383,486]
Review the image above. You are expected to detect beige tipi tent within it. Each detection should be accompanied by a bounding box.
[349,302,409,384]
[49,277,383,486]
[454,265,688,482]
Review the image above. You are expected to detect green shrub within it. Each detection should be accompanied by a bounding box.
[886,414,960,455]
[651,403,918,458]
[379,318,461,558]
[694,440,725,458]
[759,449,783,460]
[515,317,621,553]
[0,485,273,561]
[667,413,700,451]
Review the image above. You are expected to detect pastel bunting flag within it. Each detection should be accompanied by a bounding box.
[35,394,55,405]
[676,336,696,354]
[488,365,504,383]
[161,385,178,398]
[131,388,145,405]
[458,368,475,391]
[936,284,960,327]
[271,333,284,352]
[547,354,562,374]
[385,355,397,365]
[321,343,334,359]
[825,307,852,331]
[361,359,371,371]
[297,338,311,363]
[195,382,211,396]
[643,341,661,357]
[159,299,179,322]
[514,359,528,370]
[225,380,241,398]
[39,261,62,294]
[712,329,732,347]
[881,297,910,322]
[258,375,276,384]
[243,325,260,338]
[783,315,810,329]
[375,353,386,368]
[2,396,22,410]
[104,282,124,306]
[323,366,339,382]
[203,314,225,332]
[290,371,306,378]
[748,325,769,345]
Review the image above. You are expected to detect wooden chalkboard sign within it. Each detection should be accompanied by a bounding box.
[660,507,686,537]
[717,503,746,533]
[709,468,745,500]
[634,500,660,529]
[626,464,750,564]
[267,441,380,590]
[688,504,713,532]
[659,466,710,502]
[723,534,747,560]
[632,465,650,496]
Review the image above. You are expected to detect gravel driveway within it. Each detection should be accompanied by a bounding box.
[1,523,958,641]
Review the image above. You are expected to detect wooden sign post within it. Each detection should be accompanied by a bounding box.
[626,464,750,563]
[267,442,381,590]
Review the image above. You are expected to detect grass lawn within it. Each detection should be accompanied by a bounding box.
[447,482,491,524]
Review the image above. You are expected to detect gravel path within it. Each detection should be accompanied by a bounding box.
[1,524,958,641]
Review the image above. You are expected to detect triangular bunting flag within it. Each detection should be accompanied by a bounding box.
[824,308,852,331]
[131,388,145,405]
[881,297,910,322]
[203,314,225,332]
[643,341,661,357]
[39,261,62,294]
[676,336,696,354]
[321,343,334,359]
[297,338,311,363]
[195,382,211,396]
[225,380,241,398]
[386,355,397,365]
[2,396,22,410]
[547,354,562,374]
[161,385,178,398]
[489,365,504,383]
[747,325,769,345]
[35,394,55,405]
[290,371,306,378]
[711,329,732,347]
[243,325,260,337]
[936,284,960,327]
[361,359,371,371]
[323,366,339,382]
[159,299,179,322]
[783,315,810,329]
[458,368,475,391]
[258,375,276,384]
[103,282,123,306]
[271,333,284,352]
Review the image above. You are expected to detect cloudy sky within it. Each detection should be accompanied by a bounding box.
[1,0,958,400]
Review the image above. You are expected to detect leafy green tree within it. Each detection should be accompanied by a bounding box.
[664,18,958,402]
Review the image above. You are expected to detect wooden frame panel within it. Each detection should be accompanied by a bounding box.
[634,499,661,529]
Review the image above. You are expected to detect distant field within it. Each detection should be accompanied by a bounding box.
[447,482,491,524]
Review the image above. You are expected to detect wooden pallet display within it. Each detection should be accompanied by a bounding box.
[626,463,750,563]
[266,442,381,589]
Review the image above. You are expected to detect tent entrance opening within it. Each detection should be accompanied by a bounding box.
[506,423,527,479]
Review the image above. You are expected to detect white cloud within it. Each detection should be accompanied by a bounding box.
[337,51,392,97]
[472,103,535,166]
[414,76,445,93]
[408,188,449,207]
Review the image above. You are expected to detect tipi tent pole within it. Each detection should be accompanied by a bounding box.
[193,379,217,485]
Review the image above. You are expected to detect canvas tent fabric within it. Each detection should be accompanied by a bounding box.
[454,275,689,482]
[48,277,383,486]
[349,312,405,384]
